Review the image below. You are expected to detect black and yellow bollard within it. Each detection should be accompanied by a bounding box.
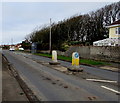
[68,52,83,72]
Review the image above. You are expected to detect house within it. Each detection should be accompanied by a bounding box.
[93,19,120,46]
[15,43,22,50]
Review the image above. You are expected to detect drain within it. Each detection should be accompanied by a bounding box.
[88,96,97,100]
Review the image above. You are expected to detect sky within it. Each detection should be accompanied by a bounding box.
[1,1,118,45]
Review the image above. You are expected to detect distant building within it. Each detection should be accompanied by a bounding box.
[15,43,22,50]
[93,19,120,46]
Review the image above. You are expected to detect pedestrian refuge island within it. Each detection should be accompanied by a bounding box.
[49,50,60,65]
[67,52,83,72]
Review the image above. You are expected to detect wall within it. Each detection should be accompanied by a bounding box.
[64,46,120,63]
[39,46,120,63]
[109,26,120,38]
[109,27,116,38]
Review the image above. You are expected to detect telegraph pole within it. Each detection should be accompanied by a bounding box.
[11,38,13,45]
[49,18,52,53]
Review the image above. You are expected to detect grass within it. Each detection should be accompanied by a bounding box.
[80,59,108,65]
[34,53,52,58]
[34,53,110,66]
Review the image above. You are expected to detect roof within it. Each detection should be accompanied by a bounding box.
[109,19,120,26]
[106,19,120,28]
[93,38,120,44]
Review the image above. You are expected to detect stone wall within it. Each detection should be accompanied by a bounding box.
[38,46,120,63]
[64,46,120,63]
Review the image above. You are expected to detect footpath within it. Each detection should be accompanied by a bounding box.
[2,55,29,102]
[2,54,40,103]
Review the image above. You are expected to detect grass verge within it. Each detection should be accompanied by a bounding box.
[34,53,110,66]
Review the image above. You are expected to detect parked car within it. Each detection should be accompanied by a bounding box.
[9,48,15,51]
[19,48,24,51]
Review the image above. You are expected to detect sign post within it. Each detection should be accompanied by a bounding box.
[31,42,37,53]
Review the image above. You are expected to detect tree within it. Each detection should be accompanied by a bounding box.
[21,40,31,50]
[26,2,119,50]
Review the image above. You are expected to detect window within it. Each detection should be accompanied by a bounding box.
[116,27,120,35]
[119,27,120,34]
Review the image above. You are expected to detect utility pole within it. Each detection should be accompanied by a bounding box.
[11,38,13,45]
[49,18,52,53]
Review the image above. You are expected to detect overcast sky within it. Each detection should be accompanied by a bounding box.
[1,1,116,45]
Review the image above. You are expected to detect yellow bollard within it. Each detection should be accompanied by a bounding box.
[49,50,60,65]
[52,50,57,62]
[72,52,79,68]
[67,52,83,72]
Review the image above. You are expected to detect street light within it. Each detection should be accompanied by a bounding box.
[11,38,13,45]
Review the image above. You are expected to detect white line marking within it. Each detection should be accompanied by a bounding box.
[101,86,120,94]
[86,79,117,83]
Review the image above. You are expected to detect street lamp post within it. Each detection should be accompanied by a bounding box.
[49,18,52,53]
[11,38,13,45]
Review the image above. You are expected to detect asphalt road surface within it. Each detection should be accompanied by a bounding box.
[2,50,119,102]
[16,51,119,81]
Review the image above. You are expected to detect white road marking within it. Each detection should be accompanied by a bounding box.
[86,79,117,83]
[101,86,120,94]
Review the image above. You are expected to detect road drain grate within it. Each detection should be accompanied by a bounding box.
[88,96,97,100]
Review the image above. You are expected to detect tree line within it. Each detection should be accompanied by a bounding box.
[24,2,120,51]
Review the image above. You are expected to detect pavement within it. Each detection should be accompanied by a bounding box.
[2,55,29,102]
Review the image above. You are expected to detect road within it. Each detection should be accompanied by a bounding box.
[17,51,119,81]
[2,50,119,102]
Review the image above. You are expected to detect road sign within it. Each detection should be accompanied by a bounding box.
[74,52,79,58]
[31,42,37,53]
